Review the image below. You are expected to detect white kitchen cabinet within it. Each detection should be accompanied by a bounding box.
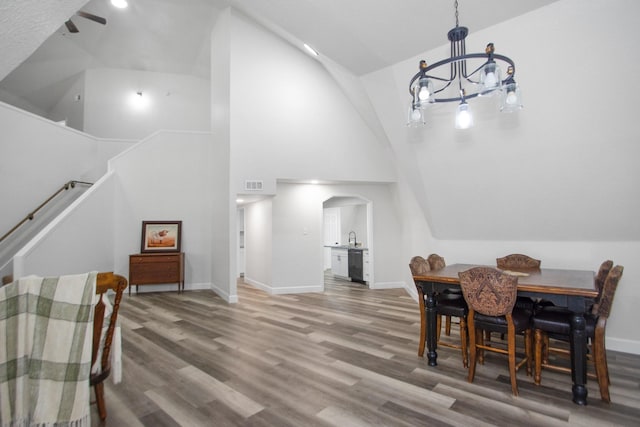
[331,247,349,278]
[363,249,370,282]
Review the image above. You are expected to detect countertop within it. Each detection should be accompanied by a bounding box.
[325,245,368,250]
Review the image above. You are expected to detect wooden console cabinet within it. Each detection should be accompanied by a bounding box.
[129,252,184,295]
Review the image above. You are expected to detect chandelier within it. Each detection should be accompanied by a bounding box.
[408,0,523,129]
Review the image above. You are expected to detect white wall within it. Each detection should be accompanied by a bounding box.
[340,204,367,248]
[0,101,133,237]
[0,87,48,118]
[228,9,396,198]
[362,0,640,354]
[84,68,211,140]
[210,9,234,302]
[111,131,216,294]
[12,130,221,299]
[363,0,640,242]
[243,197,273,291]
[13,172,117,278]
[49,71,85,131]
[246,182,403,294]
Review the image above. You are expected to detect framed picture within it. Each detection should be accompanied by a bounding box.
[141,221,182,253]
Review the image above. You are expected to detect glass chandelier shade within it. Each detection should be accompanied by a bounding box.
[480,60,501,95]
[415,76,434,107]
[500,80,523,112]
[455,102,473,129]
[408,101,427,126]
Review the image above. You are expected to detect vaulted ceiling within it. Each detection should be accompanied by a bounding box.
[0,0,559,114]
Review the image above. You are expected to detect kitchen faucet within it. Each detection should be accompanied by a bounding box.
[348,231,357,246]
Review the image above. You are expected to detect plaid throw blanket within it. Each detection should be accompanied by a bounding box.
[0,272,97,427]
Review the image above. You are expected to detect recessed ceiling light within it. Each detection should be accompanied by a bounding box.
[111,0,128,9]
[303,43,319,57]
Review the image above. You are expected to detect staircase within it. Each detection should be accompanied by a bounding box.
[0,180,92,284]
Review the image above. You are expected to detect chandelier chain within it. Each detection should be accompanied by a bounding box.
[454,0,459,27]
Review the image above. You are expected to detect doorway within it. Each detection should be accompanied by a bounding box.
[322,196,372,287]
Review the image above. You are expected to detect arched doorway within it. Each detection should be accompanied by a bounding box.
[322,195,373,287]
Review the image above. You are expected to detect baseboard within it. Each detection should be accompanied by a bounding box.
[607,337,640,356]
[369,281,404,290]
[209,282,238,303]
[128,282,238,303]
[244,277,323,294]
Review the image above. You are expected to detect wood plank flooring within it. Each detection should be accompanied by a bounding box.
[92,273,640,426]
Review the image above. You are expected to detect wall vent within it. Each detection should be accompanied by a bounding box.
[244,180,263,191]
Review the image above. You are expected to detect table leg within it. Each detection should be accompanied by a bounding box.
[570,312,588,405]
[425,291,438,366]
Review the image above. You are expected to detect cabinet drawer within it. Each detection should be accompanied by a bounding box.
[130,263,180,283]
[129,253,184,289]
[130,255,180,264]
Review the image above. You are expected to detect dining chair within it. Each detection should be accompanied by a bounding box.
[536,259,614,352]
[496,254,541,270]
[427,253,459,336]
[532,265,623,402]
[591,260,614,313]
[459,266,532,396]
[495,254,542,320]
[410,256,468,367]
[91,272,128,420]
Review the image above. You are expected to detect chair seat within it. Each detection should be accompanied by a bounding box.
[532,307,596,337]
[474,307,531,334]
[436,294,467,317]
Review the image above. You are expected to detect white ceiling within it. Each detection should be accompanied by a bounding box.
[0,0,559,113]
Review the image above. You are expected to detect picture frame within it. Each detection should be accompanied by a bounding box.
[141,221,182,253]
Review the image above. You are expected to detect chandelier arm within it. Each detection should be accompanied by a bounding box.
[424,52,514,73]
[432,92,480,104]
[432,80,454,94]
[408,54,516,98]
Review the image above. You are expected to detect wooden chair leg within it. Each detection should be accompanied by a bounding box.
[467,312,477,383]
[460,316,468,368]
[593,327,611,403]
[478,328,485,365]
[445,315,452,336]
[542,334,550,364]
[525,329,533,376]
[94,382,107,420]
[534,329,543,385]
[507,323,518,396]
[418,297,426,357]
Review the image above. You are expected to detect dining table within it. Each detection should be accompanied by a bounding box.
[413,263,597,405]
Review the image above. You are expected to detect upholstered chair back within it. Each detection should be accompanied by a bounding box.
[593,265,623,318]
[496,254,541,270]
[459,267,519,317]
[409,256,431,276]
[427,254,446,270]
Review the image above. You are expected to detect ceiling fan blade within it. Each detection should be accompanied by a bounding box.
[76,11,107,25]
[65,20,79,33]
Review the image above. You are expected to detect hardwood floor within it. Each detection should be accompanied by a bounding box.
[92,273,640,426]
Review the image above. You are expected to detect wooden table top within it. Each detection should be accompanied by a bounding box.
[413,263,597,298]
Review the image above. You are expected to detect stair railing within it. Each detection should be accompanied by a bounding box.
[0,180,93,245]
